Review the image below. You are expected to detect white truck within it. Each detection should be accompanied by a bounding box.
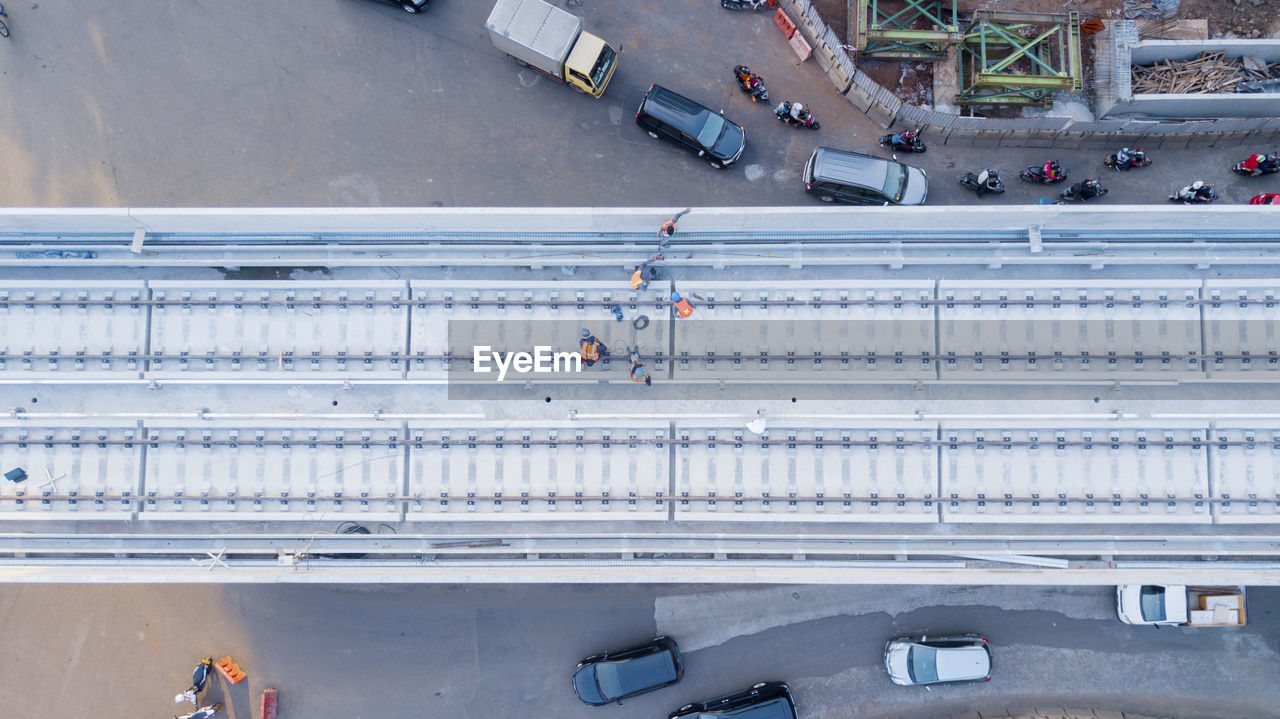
[1116,585,1246,627]
[485,0,618,98]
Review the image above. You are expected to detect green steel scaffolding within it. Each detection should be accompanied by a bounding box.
[955,10,1083,107]
[851,0,961,58]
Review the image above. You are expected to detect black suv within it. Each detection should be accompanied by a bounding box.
[572,636,683,706]
[669,682,797,719]
[636,84,746,169]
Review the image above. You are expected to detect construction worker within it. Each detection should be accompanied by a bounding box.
[629,347,652,386]
[670,291,694,318]
[579,329,607,367]
[657,207,692,247]
[630,254,662,290]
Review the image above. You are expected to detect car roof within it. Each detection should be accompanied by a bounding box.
[933,645,990,681]
[613,649,677,687]
[811,147,891,188]
[643,85,711,131]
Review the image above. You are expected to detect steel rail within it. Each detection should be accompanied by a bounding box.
[0,492,1261,506]
[5,241,1280,268]
[0,438,1250,449]
[3,297,1273,308]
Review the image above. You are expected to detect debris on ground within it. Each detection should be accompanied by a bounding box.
[853,58,935,106]
[1175,0,1280,38]
[1131,51,1280,94]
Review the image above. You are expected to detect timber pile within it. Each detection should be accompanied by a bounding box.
[1131,51,1280,94]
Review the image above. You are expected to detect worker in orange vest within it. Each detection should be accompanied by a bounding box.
[629,346,652,386]
[671,291,694,318]
[579,329,607,367]
[630,254,662,290]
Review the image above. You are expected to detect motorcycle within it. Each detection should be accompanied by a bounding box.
[960,169,1005,196]
[879,129,926,153]
[774,101,820,130]
[1019,163,1067,184]
[732,65,768,102]
[1060,180,1108,202]
[720,0,772,10]
[175,704,222,719]
[1233,153,1280,176]
[174,658,214,705]
[1104,147,1151,171]
[1169,182,1218,204]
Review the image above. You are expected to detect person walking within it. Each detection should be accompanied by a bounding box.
[658,208,691,247]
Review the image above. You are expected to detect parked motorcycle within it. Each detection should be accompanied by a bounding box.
[1169,181,1218,204]
[174,658,214,705]
[879,128,926,153]
[1104,147,1151,171]
[774,101,820,130]
[175,704,222,719]
[1233,152,1279,176]
[960,169,1005,196]
[1060,179,1108,202]
[1019,162,1067,184]
[721,0,772,10]
[732,65,768,102]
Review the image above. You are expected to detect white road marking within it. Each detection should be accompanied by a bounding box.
[655,586,1114,652]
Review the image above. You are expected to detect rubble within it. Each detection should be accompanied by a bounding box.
[1131,50,1280,94]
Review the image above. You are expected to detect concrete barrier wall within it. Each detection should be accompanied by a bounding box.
[1,206,1277,235]
[1131,39,1280,65]
[775,0,1280,147]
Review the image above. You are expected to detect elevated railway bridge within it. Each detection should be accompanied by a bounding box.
[2,206,1280,584]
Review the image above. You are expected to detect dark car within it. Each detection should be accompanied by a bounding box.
[669,681,796,719]
[572,636,683,706]
[364,0,429,12]
[636,84,746,169]
[883,634,992,686]
[802,146,927,206]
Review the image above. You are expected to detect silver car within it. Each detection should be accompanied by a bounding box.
[883,635,992,686]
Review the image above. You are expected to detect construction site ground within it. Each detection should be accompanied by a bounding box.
[814,0,1280,111]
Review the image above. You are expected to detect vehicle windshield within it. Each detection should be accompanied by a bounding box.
[697,113,727,150]
[593,662,625,700]
[907,646,939,684]
[1140,585,1167,622]
[590,46,617,88]
[881,162,907,202]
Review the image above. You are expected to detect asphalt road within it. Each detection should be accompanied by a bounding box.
[1,583,1278,719]
[0,0,1275,207]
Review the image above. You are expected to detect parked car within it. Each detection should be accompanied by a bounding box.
[364,0,429,13]
[669,681,796,719]
[636,84,746,169]
[802,146,928,205]
[1250,193,1280,205]
[883,635,992,686]
[572,636,683,706]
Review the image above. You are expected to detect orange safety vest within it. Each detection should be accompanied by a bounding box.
[580,339,600,362]
[673,296,693,318]
[630,269,645,290]
[631,363,648,382]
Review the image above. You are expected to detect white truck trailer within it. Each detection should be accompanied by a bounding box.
[1116,585,1246,627]
[485,0,618,98]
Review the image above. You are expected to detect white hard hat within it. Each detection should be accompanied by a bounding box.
[1192,181,1204,189]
